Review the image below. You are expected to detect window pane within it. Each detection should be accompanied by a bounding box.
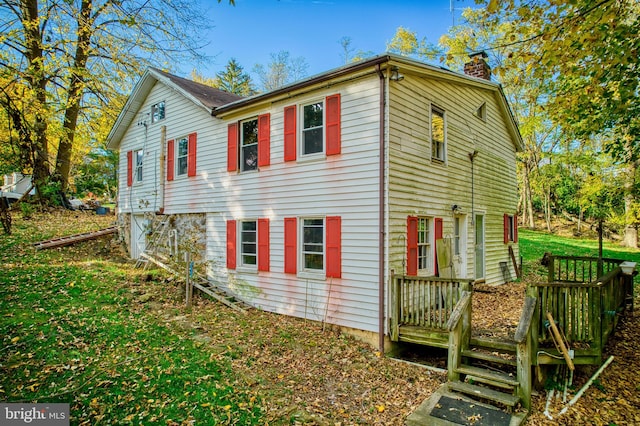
[303,102,323,129]
[178,157,187,175]
[304,253,323,270]
[242,144,258,171]
[178,139,188,156]
[303,218,324,271]
[432,108,444,160]
[303,128,323,155]
[242,120,258,146]
[151,101,165,123]
[241,221,257,266]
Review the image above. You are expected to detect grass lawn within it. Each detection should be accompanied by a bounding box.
[1,211,638,425]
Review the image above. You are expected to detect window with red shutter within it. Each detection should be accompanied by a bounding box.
[166,139,175,181]
[284,105,297,162]
[326,216,341,278]
[227,123,238,172]
[407,216,418,276]
[187,132,197,177]
[434,217,443,276]
[325,94,341,156]
[226,220,236,270]
[284,217,297,273]
[258,218,270,272]
[126,151,133,187]
[258,114,270,167]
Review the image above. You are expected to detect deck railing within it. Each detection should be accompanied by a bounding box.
[390,274,473,341]
[547,255,621,283]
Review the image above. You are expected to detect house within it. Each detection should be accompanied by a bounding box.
[1,172,34,204]
[106,53,522,350]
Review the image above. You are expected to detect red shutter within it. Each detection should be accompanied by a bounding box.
[434,217,443,276]
[258,218,270,272]
[514,214,519,242]
[503,213,509,244]
[187,132,197,177]
[166,139,175,181]
[227,123,238,172]
[326,216,342,278]
[258,113,270,167]
[284,217,297,274]
[325,94,341,156]
[126,150,133,186]
[284,105,297,162]
[226,220,236,270]
[407,216,418,276]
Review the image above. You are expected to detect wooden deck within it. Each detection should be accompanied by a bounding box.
[391,255,635,412]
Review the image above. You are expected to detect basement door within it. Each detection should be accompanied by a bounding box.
[130,214,147,259]
[474,214,485,280]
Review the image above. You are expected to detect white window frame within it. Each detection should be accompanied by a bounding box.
[300,217,325,275]
[453,216,462,256]
[507,214,516,242]
[134,149,143,184]
[417,217,433,274]
[239,220,257,269]
[431,105,446,163]
[151,101,165,123]
[240,117,258,172]
[176,135,189,176]
[300,100,325,158]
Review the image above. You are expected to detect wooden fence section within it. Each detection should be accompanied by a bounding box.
[531,257,630,365]
[390,274,473,345]
[547,255,621,283]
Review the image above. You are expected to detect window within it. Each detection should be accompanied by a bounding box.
[417,217,432,272]
[227,114,270,172]
[176,136,188,176]
[302,218,324,271]
[227,219,270,271]
[476,102,487,122]
[284,94,341,161]
[240,221,257,266]
[284,216,341,278]
[166,133,197,181]
[151,101,165,123]
[407,216,436,276]
[241,118,258,172]
[504,214,518,243]
[302,101,324,155]
[134,149,143,183]
[431,106,446,162]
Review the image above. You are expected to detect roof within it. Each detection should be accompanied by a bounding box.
[106,68,243,149]
[107,54,523,152]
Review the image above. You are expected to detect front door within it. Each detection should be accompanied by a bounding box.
[474,214,485,280]
[130,214,147,259]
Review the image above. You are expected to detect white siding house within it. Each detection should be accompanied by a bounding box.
[107,54,522,350]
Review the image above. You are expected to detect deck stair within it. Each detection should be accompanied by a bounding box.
[135,216,250,314]
[33,226,117,250]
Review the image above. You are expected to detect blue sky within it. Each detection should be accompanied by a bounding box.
[197,0,473,79]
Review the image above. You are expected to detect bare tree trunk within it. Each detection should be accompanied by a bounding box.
[545,188,552,232]
[523,163,535,228]
[54,0,93,192]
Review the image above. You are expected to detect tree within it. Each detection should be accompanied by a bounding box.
[478,0,640,246]
[386,27,440,61]
[252,51,309,92]
[0,0,233,201]
[192,59,255,96]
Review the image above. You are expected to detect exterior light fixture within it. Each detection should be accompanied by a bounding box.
[390,66,404,81]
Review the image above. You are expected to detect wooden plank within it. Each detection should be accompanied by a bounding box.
[34,226,117,250]
[448,381,520,407]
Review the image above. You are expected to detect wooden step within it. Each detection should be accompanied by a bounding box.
[471,336,517,352]
[455,365,519,389]
[462,349,517,366]
[448,381,520,407]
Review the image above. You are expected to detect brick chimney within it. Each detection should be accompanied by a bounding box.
[464,51,491,80]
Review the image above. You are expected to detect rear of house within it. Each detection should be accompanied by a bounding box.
[107,53,521,350]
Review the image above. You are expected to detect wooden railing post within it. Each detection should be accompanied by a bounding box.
[514,296,537,410]
[447,291,472,382]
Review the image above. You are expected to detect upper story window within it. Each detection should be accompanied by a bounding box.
[284,94,341,162]
[151,101,165,123]
[134,149,143,183]
[431,106,446,162]
[241,118,258,172]
[166,133,197,181]
[302,101,324,156]
[504,213,518,243]
[176,136,189,176]
[227,114,270,172]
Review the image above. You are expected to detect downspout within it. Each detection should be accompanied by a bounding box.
[158,125,166,214]
[376,64,386,353]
